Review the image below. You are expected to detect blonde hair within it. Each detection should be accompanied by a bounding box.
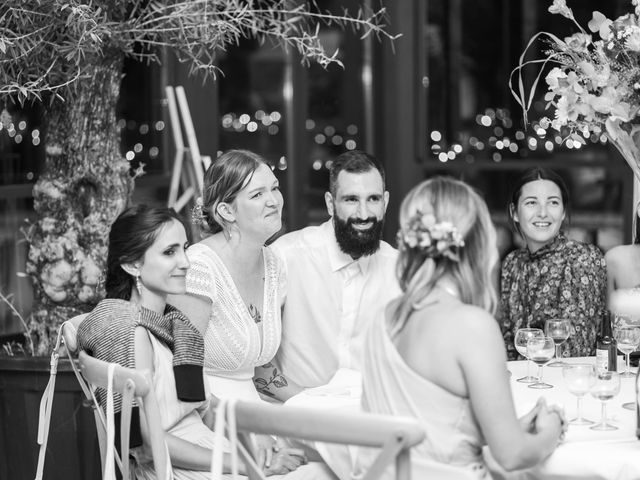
[390,177,498,336]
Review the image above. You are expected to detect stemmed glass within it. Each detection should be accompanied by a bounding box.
[562,363,596,425]
[526,336,556,389]
[589,371,621,431]
[545,319,572,367]
[613,325,640,378]
[514,328,545,383]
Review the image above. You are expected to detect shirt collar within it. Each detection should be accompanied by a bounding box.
[527,232,566,260]
[324,220,373,274]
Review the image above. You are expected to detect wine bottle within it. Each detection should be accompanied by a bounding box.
[595,313,617,373]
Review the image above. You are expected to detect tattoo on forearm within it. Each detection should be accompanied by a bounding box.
[254,362,288,396]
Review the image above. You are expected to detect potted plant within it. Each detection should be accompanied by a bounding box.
[0,2,397,479]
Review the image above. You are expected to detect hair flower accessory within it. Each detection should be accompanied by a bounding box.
[397,211,465,261]
[191,196,207,228]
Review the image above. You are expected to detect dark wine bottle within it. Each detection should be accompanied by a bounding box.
[595,313,617,373]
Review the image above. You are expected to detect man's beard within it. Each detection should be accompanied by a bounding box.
[333,215,384,258]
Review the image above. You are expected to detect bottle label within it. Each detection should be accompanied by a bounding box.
[596,349,609,373]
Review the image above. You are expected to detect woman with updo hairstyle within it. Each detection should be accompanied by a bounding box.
[498,167,607,360]
[170,150,331,478]
[356,177,565,479]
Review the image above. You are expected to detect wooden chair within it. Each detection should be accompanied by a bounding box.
[63,317,424,480]
[61,318,171,480]
[221,399,426,480]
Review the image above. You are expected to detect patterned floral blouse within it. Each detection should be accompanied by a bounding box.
[498,233,607,360]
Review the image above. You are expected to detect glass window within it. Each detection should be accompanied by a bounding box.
[422,0,629,253]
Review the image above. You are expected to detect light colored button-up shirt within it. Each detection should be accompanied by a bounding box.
[270,220,401,387]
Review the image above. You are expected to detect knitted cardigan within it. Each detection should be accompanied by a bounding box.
[77,299,206,415]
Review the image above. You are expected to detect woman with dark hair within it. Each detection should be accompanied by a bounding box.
[77,205,221,478]
[498,167,607,360]
[356,177,565,479]
[78,205,321,479]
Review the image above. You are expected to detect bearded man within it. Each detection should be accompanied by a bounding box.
[254,151,401,401]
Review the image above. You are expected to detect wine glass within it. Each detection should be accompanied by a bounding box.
[562,363,596,425]
[589,371,621,431]
[526,336,556,389]
[514,328,544,383]
[545,319,572,367]
[613,325,640,378]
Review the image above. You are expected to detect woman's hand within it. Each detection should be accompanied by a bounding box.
[518,397,545,433]
[263,445,307,476]
[256,435,277,471]
[532,401,565,446]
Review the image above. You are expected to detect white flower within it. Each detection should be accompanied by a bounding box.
[549,0,574,20]
[626,26,640,51]
[545,67,567,90]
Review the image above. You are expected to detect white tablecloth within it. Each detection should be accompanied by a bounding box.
[286,369,361,480]
[488,357,640,480]
[286,361,640,480]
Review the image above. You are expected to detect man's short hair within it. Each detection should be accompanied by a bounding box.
[329,150,386,197]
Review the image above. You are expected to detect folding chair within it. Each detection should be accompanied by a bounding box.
[61,318,171,480]
[77,350,171,480]
[219,399,426,480]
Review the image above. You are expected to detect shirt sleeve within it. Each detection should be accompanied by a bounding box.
[559,244,607,356]
[185,247,217,302]
[498,251,520,359]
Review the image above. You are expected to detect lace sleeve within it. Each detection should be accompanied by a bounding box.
[271,244,287,307]
[185,245,217,302]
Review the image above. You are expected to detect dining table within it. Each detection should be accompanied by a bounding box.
[487,356,640,480]
[285,358,640,480]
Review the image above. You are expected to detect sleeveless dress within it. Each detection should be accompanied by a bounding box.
[132,332,226,480]
[357,315,490,480]
[185,243,283,401]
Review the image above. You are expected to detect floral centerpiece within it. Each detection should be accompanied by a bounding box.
[511,0,640,180]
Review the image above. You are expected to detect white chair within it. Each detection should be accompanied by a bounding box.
[62,317,171,480]
[221,399,426,480]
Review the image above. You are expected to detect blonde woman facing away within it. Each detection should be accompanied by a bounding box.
[356,177,565,479]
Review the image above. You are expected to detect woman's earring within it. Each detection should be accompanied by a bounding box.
[135,274,143,295]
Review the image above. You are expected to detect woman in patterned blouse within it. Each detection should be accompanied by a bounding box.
[498,167,607,360]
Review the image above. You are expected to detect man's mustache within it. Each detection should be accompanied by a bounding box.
[348,217,377,226]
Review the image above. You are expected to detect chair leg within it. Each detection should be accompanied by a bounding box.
[395,449,411,480]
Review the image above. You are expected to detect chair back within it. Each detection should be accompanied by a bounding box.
[223,399,426,480]
[61,315,170,480]
[77,351,171,480]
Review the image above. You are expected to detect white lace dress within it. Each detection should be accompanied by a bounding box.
[185,244,284,402]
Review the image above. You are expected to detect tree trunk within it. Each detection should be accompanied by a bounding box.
[26,61,133,355]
